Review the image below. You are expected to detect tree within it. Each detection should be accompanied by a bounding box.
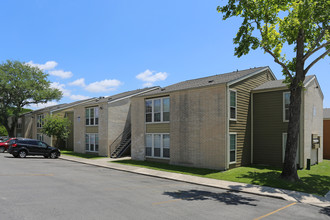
[41,114,71,149]
[218,0,329,181]
[0,125,7,136]
[0,60,62,137]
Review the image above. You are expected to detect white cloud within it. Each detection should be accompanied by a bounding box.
[85,79,122,93]
[136,69,168,86]
[69,78,86,87]
[26,61,58,71]
[50,82,71,97]
[49,70,73,79]
[28,101,59,110]
[69,94,91,101]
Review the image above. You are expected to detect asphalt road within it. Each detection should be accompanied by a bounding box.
[0,153,329,220]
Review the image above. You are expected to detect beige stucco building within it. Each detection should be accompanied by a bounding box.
[15,88,158,157]
[131,67,324,170]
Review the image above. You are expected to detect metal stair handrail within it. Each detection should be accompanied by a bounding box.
[109,125,131,157]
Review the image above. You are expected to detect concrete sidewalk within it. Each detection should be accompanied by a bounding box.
[60,155,330,208]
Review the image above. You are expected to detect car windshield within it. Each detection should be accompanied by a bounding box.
[9,139,17,144]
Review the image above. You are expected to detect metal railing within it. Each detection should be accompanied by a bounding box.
[109,125,131,158]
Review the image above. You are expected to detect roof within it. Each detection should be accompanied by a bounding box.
[22,87,159,115]
[253,75,315,91]
[138,67,271,96]
[324,108,330,119]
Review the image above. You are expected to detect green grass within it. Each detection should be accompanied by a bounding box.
[61,151,107,159]
[112,159,330,196]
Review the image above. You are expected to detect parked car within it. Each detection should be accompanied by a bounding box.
[7,138,61,159]
[0,136,9,142]
[0,137,14,153]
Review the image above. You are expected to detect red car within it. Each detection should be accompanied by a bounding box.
[0,138,15,153]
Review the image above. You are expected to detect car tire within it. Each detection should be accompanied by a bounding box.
[50,151,58,159]
[18,150,27,158]
[0,146,5,153]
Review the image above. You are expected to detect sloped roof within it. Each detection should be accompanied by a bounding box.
[138,67,270,96]
[324,108,330,119]
[253,75,315,91]
[22,87,159,115]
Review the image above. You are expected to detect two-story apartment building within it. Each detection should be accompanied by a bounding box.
[131,67,323,170]
[252,75,323,168]
[131,67,277,170]
[15,87,159,157]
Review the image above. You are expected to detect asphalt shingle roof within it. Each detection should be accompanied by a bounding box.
[139,67,269,96]
[24,87,159,115]
[324,108,330,119]
[253,75,315,91]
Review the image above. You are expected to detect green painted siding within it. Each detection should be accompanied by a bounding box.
[253,90,288,167]
[229,70,274,167]
[146,123,170,133]
[86,126,98,133]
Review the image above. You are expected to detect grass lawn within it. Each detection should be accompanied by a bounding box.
[112,159,330,196]
[61,151,107,159]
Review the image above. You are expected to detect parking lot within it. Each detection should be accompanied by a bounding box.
[0,153,329,220]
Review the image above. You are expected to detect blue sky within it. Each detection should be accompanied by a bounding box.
[0,0,329,109]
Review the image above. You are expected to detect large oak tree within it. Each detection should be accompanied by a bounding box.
[0,60,62,137]
[218,0,329,181]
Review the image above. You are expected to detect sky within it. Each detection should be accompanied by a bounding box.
[0,0,329,109]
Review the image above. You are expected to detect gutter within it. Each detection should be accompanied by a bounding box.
[107,87,160,104]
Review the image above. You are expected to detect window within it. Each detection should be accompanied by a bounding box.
[230,90,237,120]
[282,133,299,164]
[86,107,99,126]
[85,133,99,152]
[37,133,44,142]
[283,92,290,122]
[38,141,47,148]
[229,133,236,163]
[37,114,44,128]
[145,97,170,123]
[145,133,170,158]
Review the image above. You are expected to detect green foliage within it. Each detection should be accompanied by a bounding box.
[0,125,8,136]
[0,60,62,136]
[217,0,330,79]
[41,114,71,141]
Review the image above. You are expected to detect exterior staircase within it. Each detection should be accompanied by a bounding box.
[110,126,131,158]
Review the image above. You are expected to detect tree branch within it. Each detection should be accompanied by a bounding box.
[303,27,329,61]
[264,48,293,80]
[303,41,330,61]
[304,48,330,74]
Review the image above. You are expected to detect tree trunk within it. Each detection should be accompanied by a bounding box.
[280,28,305,182]
[280,81,303,182]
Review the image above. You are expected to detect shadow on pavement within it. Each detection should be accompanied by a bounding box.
[320,206,330,217]
[163,189,257,206]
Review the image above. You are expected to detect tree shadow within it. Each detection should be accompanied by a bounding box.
[229,171,330,197]
[163,189,257,206]
[320,206,330,217]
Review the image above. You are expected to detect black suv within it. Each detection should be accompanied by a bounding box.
[7,138,61,159]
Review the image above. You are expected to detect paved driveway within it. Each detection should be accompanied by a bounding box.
[0,153,329,220]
